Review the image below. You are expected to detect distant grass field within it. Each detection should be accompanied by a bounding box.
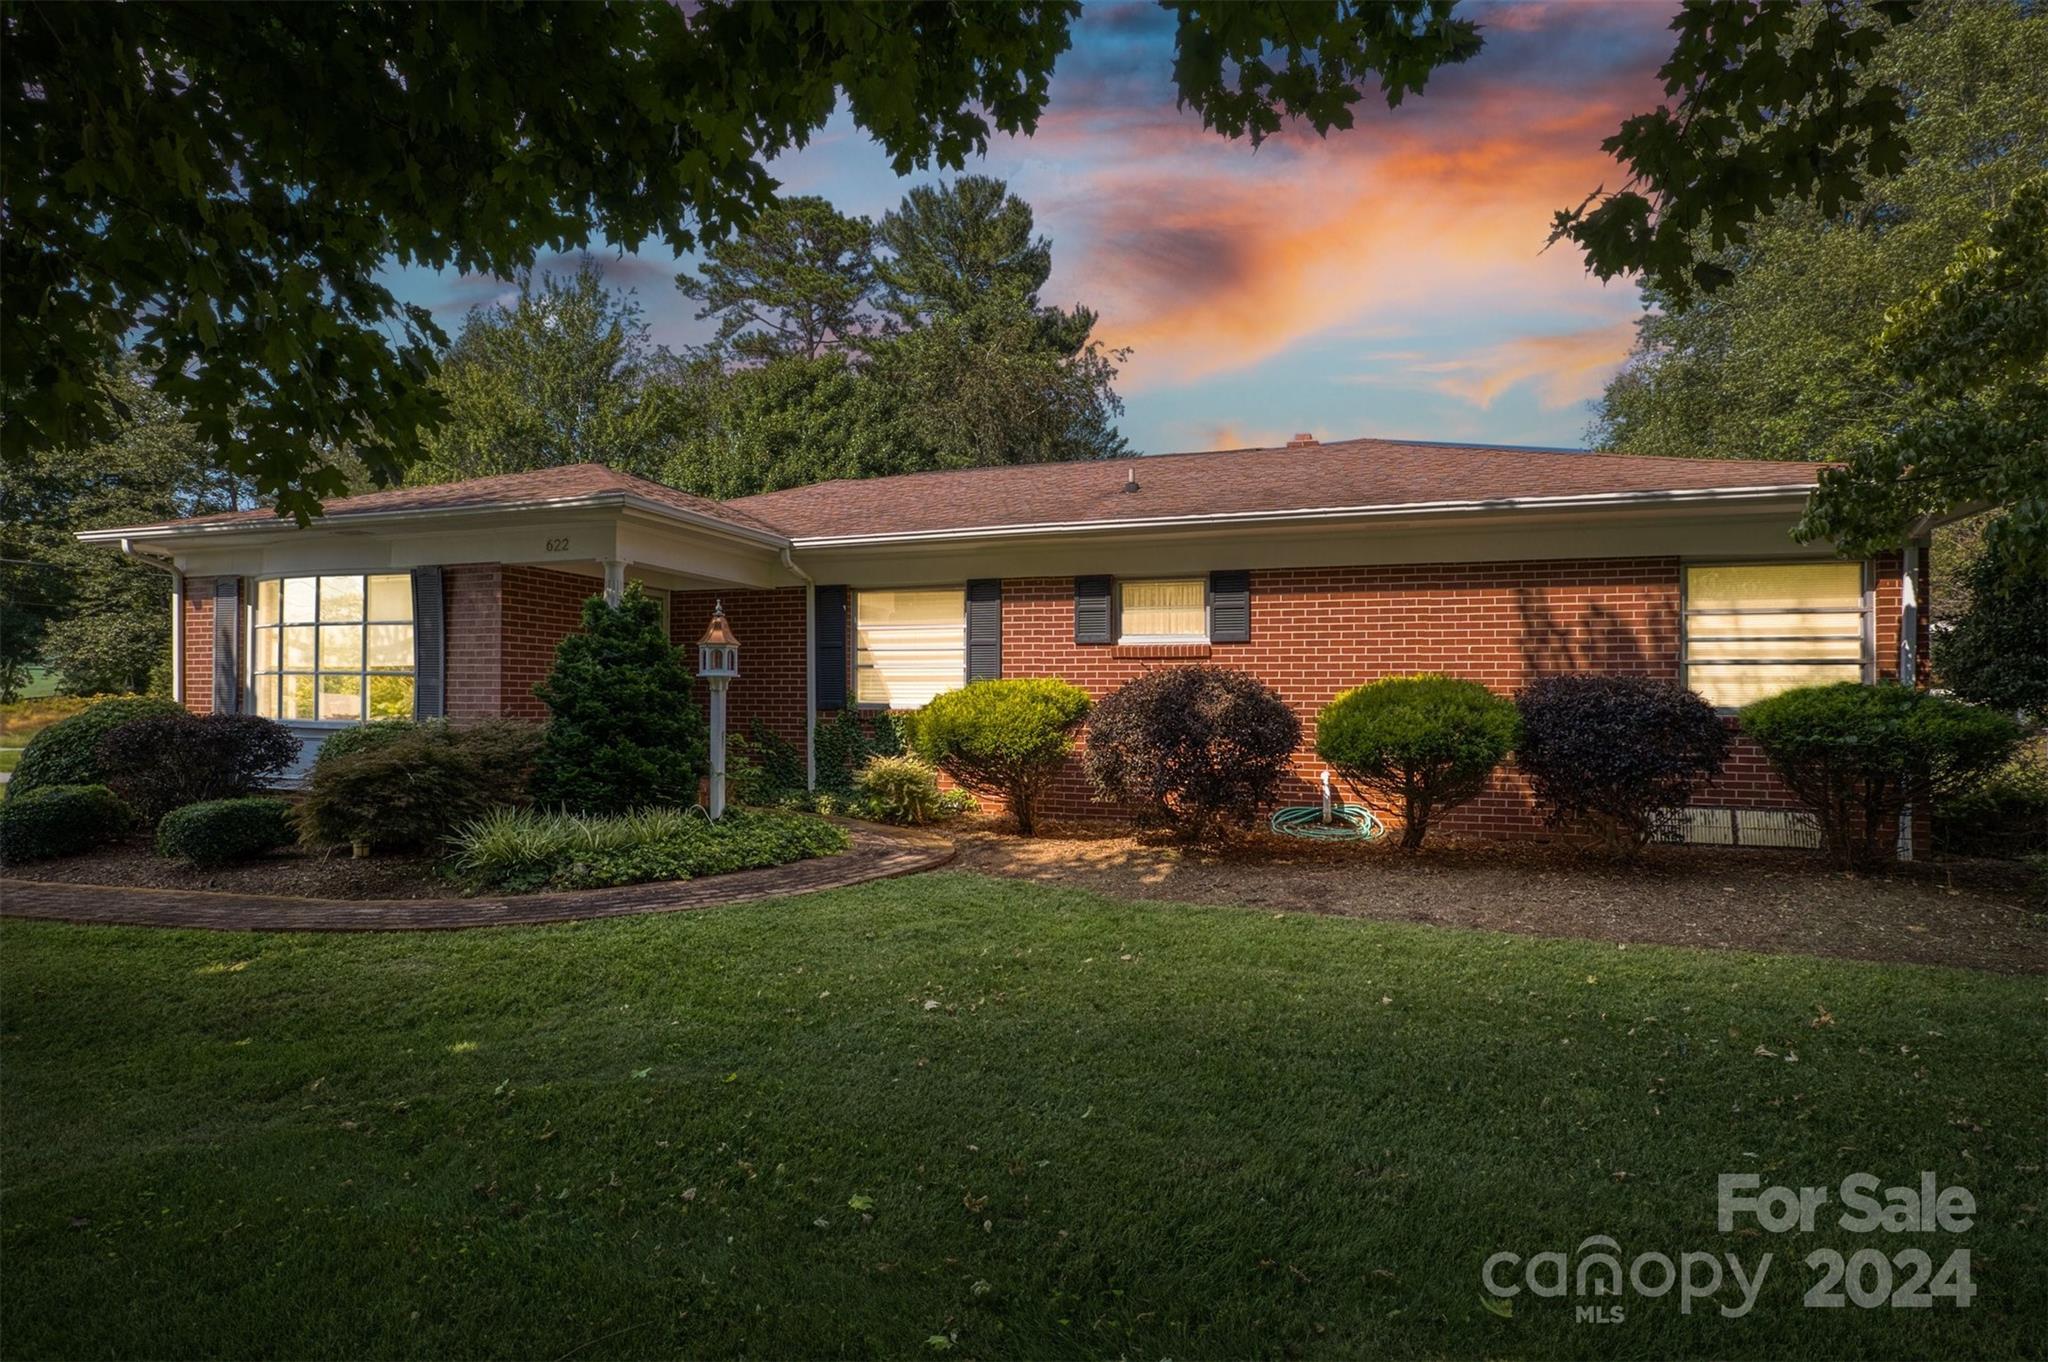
[0,692,145,746]
[3,873,2041,1359]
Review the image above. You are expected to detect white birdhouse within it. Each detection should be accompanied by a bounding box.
[697,602,739,682]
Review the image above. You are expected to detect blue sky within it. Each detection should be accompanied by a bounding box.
[383,2,1678,455]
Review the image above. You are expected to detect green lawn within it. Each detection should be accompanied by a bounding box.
[3,872,2041,1359]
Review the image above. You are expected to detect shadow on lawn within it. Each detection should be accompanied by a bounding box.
[948,819,2046,976]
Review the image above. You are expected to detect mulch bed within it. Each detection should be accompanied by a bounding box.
[15,836,453,900]
[949,818,2047,975]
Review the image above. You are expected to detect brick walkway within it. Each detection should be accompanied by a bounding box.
[0,825,954,933]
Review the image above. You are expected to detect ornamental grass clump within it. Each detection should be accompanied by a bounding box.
[1315,674,1519,848]
[853,754,947,826]
[909,679,1090,835]
[1741,682,2019,871]
[450,806,847,893]
[1515,674,1728,859]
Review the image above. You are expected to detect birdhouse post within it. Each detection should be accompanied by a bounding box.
[696,602,740,819]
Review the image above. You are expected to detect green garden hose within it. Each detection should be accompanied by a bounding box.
[1269,803,1384,841]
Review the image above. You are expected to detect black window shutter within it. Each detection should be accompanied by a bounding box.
[1074,575,1112,644]
[412,566,446,719]
[965,579,1002,680]
[815,585,848,709]
[1210,570,1251,643]
[212,578,240,713]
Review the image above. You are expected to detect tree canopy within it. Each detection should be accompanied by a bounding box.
[1589,1,2047,577]
[21,0,1947,518]
[677,197,878,362]
[1591,1,2047,468]
[0,363,254,695]
[4,0,1483,518]
[409,263,692,486]
[1797,174,2048,569]
[1552,0,1920,307]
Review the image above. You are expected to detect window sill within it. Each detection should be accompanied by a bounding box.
[1113,642,1211,659]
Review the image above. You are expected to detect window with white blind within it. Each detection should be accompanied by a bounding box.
[1683,561,1867,708]
[855,588,965,707]
[1118,578,1206,643]
[250,573,416,722]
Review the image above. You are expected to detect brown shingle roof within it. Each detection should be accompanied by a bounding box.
[124,463,786,539]
[721,436,1823,540]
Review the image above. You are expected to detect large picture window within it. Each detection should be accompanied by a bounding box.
[1683,562,1866,708]
[251,573,416,722]
[1118,578,1206,643]
[855,588,964,707]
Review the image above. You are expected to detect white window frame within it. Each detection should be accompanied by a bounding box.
[852,585,967,710]
[1679,557,1873,712]
[1116,576,1210,645]
[247,572,418,727]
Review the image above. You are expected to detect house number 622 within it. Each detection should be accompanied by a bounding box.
[545,537,570,552]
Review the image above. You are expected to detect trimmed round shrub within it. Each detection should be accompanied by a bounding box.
[96,712,300,822]
[530,584,706,815]
[910,679,1091,835]
[313,718,444,768]
[1315,674,1519,848]
[155,797,295,867]
[1085,665,1301,842]
[0,784,135,864]
[10,697,182,796]
[1741,682,2021,871]
[854,754,946,825]
[295,720,541,853]
[1515,674,1729,859]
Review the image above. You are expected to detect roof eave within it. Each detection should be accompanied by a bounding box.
[76,490,792,552]
[783,484,1818,549]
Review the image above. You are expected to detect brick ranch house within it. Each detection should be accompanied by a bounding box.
[80,435,1935,852]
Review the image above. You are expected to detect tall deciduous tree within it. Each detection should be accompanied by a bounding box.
[410,263,692,485]
[1797,174,2048,570]
[677,197,877,361]
[1,364,253,695]
[1591,1,2047,468]
[2,1,1485,517]
[1552,0,1920,306]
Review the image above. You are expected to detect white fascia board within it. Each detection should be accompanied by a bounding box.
[782,484,1817,550]
[76,491,793,553]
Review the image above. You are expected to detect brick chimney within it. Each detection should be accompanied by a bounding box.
[1286,432,1318,447]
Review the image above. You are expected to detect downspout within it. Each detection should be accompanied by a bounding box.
[780,546,817,792]
[1897,542,1923,861]
[119,538,182,706]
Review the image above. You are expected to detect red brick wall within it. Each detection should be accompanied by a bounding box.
[180,577,221,715]
[499,566,602,721]
[443,564,505,721]
[671,587,810,752]
[996,560,1695,832]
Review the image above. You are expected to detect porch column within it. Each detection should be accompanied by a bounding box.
[1897,542,1922,862]
[600,558,626,606]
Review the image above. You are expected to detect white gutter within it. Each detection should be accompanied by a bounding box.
[118,537,183,706]
[77,490,793,553]
[783,484,1818,549]
[780,546,818,793]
